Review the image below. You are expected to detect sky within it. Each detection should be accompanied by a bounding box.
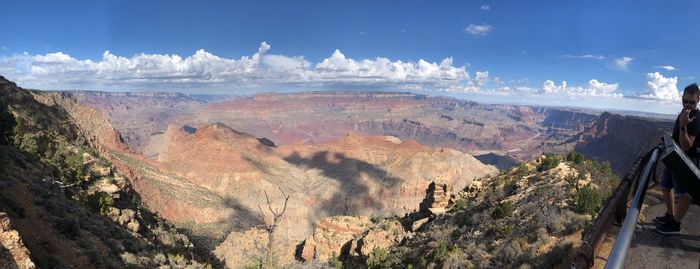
[1,0,699,114]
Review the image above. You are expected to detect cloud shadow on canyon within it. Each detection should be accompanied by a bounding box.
[283,151,402,217]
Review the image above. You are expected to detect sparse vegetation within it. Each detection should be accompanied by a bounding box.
[566,151,585,165]
[492,201,514,219]
[538,154,561,172]
[366,247,392,269]
[387,151,619,269]
[573,184,602,216]
[0,102,16,145]
[87,192,114,216]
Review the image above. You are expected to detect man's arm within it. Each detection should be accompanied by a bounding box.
[679,109,697,151]
[679,127,695,151]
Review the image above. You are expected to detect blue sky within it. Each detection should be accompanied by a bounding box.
[1,0,699,114]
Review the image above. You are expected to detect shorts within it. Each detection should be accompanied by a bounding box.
[660,166,688,195]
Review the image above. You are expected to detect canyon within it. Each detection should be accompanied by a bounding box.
[0,76,676,268]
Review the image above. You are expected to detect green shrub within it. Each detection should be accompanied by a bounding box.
[431,241,448,262]
[492,201,514,219]
[367,247,392,269]
[566,151,585,165]
[504,179,518,195]
[452,199,469,211]
[87,192,114,216]
[17,134,39,154]
[512,163,529,177]
[65,152,86,185]
[573,184,602,216]
[492,225,513,240]
[329,251,342,269]
[0,104,16,145]
[538,154,560,172]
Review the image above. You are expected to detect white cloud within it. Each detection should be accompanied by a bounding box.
[654,65,676,71]
[563,54,605,60]
[640,72,679,101]
[464,24,492,36]
[575,79,622,97]
[263,55,310,71]
[613,56,634,70]
[443,70,491,93]
[542,80,567,94]
[480,4,490,10]
[541,79,622,97]
[474,71,489,86]
[0,42,470,91]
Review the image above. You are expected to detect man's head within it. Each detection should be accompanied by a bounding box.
[682,83,700,110]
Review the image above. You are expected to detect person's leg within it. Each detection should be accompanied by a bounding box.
[675,194,691,222]
[657,176,687,234]
[664,188,675,215]
[660,168,675,216]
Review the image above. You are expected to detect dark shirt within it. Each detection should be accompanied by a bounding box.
[672,109,700,157]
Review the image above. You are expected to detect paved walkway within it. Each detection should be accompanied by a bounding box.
[594,187,700,269]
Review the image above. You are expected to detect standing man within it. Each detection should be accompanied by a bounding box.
[655,83,700,234]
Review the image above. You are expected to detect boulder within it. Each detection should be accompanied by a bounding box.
[411,217,430,232]
[126,220,140,233]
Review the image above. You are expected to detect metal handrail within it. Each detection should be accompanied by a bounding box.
[604,146,662,269]
[569,154,646,269]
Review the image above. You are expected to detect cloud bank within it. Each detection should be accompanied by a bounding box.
[0,42,686,113]
[0,42,468,91]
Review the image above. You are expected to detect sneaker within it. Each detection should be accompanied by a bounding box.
[654,213,674,225]
[655,219,682,235]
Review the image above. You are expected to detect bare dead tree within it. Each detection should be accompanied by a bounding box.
[257,187,290,269]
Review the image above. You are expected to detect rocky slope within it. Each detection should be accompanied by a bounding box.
[11,80,497,268]
[153,122,498,267]
[574,112,670,173]
[298,152,619,268]
[0,76,213,268]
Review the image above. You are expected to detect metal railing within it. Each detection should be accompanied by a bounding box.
[569,148,654,269]
[604,146,662,269]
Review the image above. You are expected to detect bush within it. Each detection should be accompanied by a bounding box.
[56,218,81,239]
[573,184,602,216]
[452,199,469,211]
[491,225,513,240]
[512,164,530,177]
[65,152,86,186]
[504,179,518,195]
[536,242,572,268]
[566,151,585,165]
[87,192,114,216]
[367,247,392,269]
[431,241,448,262]
[0,103,16,145]
[538,154,560,172]
[492,201,514,219]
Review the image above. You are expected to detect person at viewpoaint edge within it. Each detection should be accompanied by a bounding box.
[655,83,700,234]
